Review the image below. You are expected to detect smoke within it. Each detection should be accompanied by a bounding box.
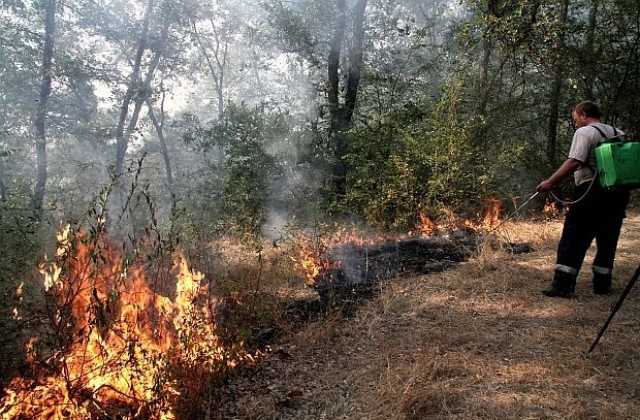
[261,208,289,241]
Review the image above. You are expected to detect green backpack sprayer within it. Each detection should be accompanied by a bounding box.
[591,125,640,189]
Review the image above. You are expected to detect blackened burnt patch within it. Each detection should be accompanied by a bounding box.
[313,233,532,307]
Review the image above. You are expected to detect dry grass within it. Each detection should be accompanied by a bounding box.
[215,209,640,419]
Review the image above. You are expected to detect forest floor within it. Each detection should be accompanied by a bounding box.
[210,209,640,420]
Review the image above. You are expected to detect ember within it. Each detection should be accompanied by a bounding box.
[543,197,564,216]
[417,212,439,236]
[482,198,502,229]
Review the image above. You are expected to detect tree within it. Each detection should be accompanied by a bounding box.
[187,0,245,119]
[32,0,57,220]
[327,0,368,197]
[113,0,157,180]
[146,93,174,192]
[546,0,570,164]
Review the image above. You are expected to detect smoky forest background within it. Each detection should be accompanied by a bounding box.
[2,0,640,417]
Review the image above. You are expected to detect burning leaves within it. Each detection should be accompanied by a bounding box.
[291,227,377,288]
[0,226,248,419]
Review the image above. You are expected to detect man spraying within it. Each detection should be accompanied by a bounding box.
[537,101,630,298]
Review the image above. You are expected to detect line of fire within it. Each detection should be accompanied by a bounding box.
[0,198,560,418]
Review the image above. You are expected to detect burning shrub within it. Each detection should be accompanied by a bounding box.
[0,223,249,418]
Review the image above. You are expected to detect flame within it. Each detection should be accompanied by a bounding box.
[482,198,501,229]
[292,227,376,287]
[295,199,506,286]
[416,199,503,234]
[417,212,439,236]
[0,225,245,418]
[292,235,333,287]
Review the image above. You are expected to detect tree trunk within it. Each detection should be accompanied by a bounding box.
[146,95,173,192]
[327,0,368,198]
[343,0,367,123]
[114,0,154,179]
[190,15,229,119]
[477,39,492,117]
[0,161,7,205]
[582,0,598,99]
[33,0,56,221]
[123,42,165,149]
[327,0,346,132]
[546,0,570,165]
[110,3,170,234]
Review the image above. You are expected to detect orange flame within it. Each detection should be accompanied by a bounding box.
[417,212,439,236]
[292,234,333,287]
[292,227,376,287]
[295,199,506,285]
[482,198,502,229]
[0,226,244,418]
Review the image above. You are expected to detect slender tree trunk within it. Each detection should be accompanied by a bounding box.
[0,161,7,205]
[343,0,367,122]
[33,0,56,221]
[146,95,173,191]
[114,0,154,179]
[583,0,599,98]
[124,42,165,146]
[477,41,492,117]
[110,3,170,235]
[214,34,227,120]
[190,16,229,119]
[0,116,7,209]
[546,0,570,165]
[115,9,168,183]
[190,15,230,168]
[250,43,265,98]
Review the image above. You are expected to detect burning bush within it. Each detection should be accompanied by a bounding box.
[0,224,249,418]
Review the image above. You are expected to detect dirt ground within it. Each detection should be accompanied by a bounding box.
[210,209,640,420]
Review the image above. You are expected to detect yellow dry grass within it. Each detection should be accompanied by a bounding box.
[227,209,640,419]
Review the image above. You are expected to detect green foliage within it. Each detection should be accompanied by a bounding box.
[262,0,321,66]
[222,105,279,233]
[342,77,531,230]
[180,104,283,235]
[0,189,44,387]
[423,81,479,210]
[343,120,427,230]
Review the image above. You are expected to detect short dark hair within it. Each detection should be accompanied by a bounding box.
[574,100,601,119]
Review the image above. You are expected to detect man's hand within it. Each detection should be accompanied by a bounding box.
[536,179,555,193]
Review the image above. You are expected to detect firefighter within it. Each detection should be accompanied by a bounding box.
[536,101,630,298]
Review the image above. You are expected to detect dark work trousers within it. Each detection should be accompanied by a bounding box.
[555,181,630,278]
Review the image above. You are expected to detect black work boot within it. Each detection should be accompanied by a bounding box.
[542,270,576,298]
[592,272,612,295]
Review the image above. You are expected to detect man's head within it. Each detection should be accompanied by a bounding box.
[572,100,601,128]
